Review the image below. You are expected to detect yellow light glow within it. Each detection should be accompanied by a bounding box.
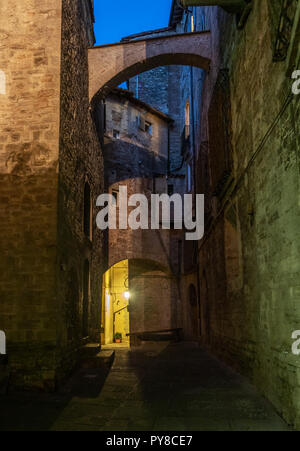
[106,291,110,310]
[123,291,130,300]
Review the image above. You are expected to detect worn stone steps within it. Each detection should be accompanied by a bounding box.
[79,343,101,358]
[80,349,115,370]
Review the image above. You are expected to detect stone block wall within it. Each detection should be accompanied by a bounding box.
[128,65,183,174]
[0,0,62,390]
[0,0,105,389]
[56,0,105,382]
[196,1,300,428]
[129,67,169,115]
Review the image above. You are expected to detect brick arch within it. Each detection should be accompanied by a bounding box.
[88,31,211,101]
[106,257,171,277]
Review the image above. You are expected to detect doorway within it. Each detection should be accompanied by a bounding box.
[101,260,130,347]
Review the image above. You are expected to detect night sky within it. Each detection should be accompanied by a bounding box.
[93,0,173,46]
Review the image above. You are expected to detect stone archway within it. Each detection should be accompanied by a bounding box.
[88,31,211,101]
[101,258,176,346]
[128,258,176,335]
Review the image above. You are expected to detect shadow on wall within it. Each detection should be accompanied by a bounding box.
[102,139,168,188]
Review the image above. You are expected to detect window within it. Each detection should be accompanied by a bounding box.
[145,121,153,135]
[137,115,152,135]
[113,129,120,139]
[137,114,145,131]
[185,99,190,138]
[191,9,195,32]
[84,181,92,240]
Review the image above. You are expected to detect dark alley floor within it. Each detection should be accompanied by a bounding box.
[0,342,292,431]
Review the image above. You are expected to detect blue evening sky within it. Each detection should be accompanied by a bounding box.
[94,0,173,46]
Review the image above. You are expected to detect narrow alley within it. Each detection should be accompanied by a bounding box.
[0,342,290,431]
[0,0,299,434]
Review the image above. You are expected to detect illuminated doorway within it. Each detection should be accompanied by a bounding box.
[101,260,130,347]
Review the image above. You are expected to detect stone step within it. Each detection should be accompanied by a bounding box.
[80,350,115,369]
[79,343,101,358]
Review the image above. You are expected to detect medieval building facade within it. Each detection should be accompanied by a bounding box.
[0,0,105,389]
[100,87,185,342]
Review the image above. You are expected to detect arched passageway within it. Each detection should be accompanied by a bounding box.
[101,259,177,347]
[88,31,211,100]
[101,260,130,347]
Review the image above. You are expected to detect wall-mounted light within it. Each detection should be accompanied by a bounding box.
[123,291,130,300]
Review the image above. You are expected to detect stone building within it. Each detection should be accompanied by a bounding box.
[121,16,206,341]
[98,88,185,343]
[0,0,105,389]
[175,0,300,429]
[0,0,300,431]
[100,1,299,428]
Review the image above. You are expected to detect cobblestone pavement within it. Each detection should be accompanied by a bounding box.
[0,342,292,431]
